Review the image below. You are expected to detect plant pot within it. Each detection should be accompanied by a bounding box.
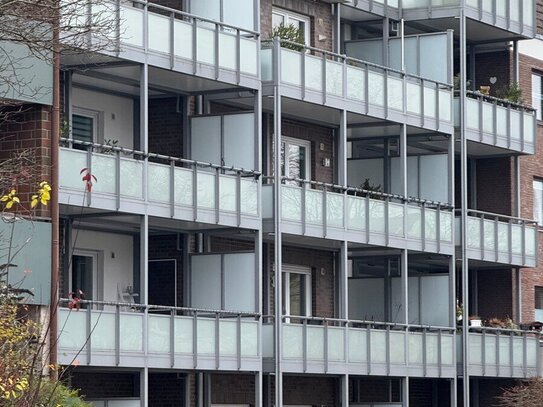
[469,319,482,328]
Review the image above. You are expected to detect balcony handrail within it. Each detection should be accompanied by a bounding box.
[60,138,261,177]
[262,38,453,89]
[464,90,536,113]
[130,0,260,37]
[456,208,538,226]
[59,298,261,318]
[263,314,455,332]
[465,325,542,336]
[263,175,454,209]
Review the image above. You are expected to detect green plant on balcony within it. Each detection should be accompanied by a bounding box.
[269,23,305,52]
[496,82,524,104]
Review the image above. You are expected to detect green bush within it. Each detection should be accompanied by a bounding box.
[269,23,305,52]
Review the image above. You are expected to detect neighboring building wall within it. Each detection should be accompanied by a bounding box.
[148,97,183,158]
[260,0,334,51]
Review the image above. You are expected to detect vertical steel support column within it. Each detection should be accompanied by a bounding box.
[141,214,149,355]
[459,9,470,407]
[469,45,476,91]
[140,63,149,203]
[383,17,389,67]
[514,156,521,217]
[340,374,349,407]
[513,40,519,83]
[400,124,407,197]
[339,110,347,186]
[402,377,409,407]
[273,35,283,407]
[515,267,522,321]
[401,249,408,325]
[141,368,148,407]
[334,4,341,54]
[340,241,349,321]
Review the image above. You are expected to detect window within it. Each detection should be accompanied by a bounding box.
[535,286,543,322]
[71,107,102,149]
[272,8,311,46]
[532,72,543,120]
[533,179,543,225]
[282,265,312,317]
[71,251,100,305]
[281,137,311,183]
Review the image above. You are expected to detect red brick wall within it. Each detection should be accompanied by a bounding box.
[409,379,451,407]
[211,373,255,404]
[475,157,514,215]
[264,113,336,183]
[350,377,401,403]
[69,371,140,399]
[148,235,184,307]
[473,51,513,97]
[283,375,337,406]
[261,0,334,51]
[148,97,183,158]
[476,269,514,321]
[148,373,185,406]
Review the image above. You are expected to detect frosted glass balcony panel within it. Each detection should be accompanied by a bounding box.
[240,179,258,215]
[120,159,143,198]
[91,313,115,350]
[512,336,524,367]
[60,148,87,190]
[482,102,494,133]
[261,48,272,81]
[327,327,345,361]
[241,321,258,357]
[307,326,325,360]
[526,227,536,256]
[423,86,437,118]
[219,176,236,212]
[306,189,324,224]
[406,81,422,115]
[327,193,344,227]
[481,0,493,13]
[120,313,143,352]
[58,309,86,349]
[510,0,520,23]
[499,336,511,366]
[390,331,405,364]
[306,55,323,92]
[197,318,216,355]
[348,328,367,362]
[485,336,497,364]
[483,219,496,250]
[441,335,454,365]
[440,212,453,242]
[510,110,521,138]
[282,186,302,222]
[348,196,366,230]
[196,27,216,65]
[426,334,439,364]
[148,14,170,54]
[406,206,422,239]
[108,401,140,407]
[527,339,537,367]
[281,49,302,86]
[466,98,479,129]
[326,60,343,96]
[469,334,483,364]
[523,0,534,25]
[466,217,481,249]
[283,324,303,358]
[174,20,193,60]
[92,154,116,194]
[240,38,257,75]
[496,0,507,17]
[197,172,216,209]
[389,202,405,236]
[148,163,170,203]
[497,222,510,253]
[439,89,452,121]
[219,32,237,70]
[369,200,385,233]
[496,106,508,138]
[346,66,364,101]
[466,0,478,7]
[120,6,144,47]
[511,224,523,254]
[175,317,193,353]
[408,333,423,364]
[525,113,535,143]
[368,71,385,106]
[174,168,193,206]
[370,331,387,363]
[219,320,237,356]
[425,209,437,241]
[148,315,170,353]
[388,76,404,111]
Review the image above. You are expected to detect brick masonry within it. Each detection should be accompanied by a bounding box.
[148,234,184,307]
[69,371,140,399]
[148,97,183,158]
[210,373,255,405]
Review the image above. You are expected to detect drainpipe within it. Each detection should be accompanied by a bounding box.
[49,0,61,380]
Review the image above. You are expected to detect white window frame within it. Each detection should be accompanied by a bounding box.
[71,106,103,144]
[70,249,103,302]
[282,264,312,318]
[281,136,312,181]
[534,178,543,225]
[272,7,311,46]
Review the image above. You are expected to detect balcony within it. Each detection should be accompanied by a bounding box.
[261,40,453,134]
[57,300,261,371]
[72,0,259,89]
[455,91,536,155]
[458,327,541,378]
[59,140,260,230]
[263,317,456,378]
[263,180,454,255]
[455,210,538,267]
[402,0,535,38]
[339,0,400,20]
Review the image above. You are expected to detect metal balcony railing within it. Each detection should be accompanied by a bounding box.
[455,91,536,154]
[263,177,454,254]
[59,139,260,228]
[455,209,538,267]
[263,315,456,378]
[57,299,261,370]
[261,39,453,133]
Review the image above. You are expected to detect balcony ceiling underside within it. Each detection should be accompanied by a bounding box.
[60,205,248,234]
[340,4,393,22]
[405,17,527,43]
[456,255,520,270]
[63,54,248,95]
[457,139,523,158]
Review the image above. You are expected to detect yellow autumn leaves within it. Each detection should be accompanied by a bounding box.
[0,377,28,400]
[0,181,51,210]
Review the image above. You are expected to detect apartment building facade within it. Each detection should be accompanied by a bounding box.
[1,0,543,406]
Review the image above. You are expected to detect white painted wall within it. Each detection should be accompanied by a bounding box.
[72,87,134,149]
[519,38,543,61]
[71,229,134,302]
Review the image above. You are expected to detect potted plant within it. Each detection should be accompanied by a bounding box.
[269,23,305,52]
[469,315,483,327]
